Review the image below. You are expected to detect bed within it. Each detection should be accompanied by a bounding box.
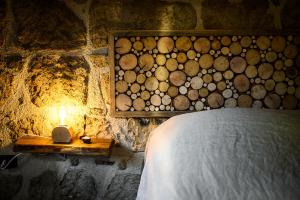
[136,108,300,200]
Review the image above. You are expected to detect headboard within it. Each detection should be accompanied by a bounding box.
[109,30,300,117]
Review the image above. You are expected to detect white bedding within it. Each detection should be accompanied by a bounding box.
[137,108,300,200]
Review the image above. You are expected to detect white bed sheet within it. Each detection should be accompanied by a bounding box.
[137,108,300,200]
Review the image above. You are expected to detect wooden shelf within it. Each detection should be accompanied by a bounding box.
[14,135,114,156]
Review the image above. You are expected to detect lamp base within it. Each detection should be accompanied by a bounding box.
[52,125,74,144]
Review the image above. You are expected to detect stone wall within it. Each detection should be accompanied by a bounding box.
[0,0,299,199]
[1,0,299,152]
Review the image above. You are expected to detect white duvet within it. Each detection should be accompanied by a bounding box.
[137,108,300,200]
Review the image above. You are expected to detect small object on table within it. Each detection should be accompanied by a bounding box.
[52,125,74,144]
[82,136,92,144]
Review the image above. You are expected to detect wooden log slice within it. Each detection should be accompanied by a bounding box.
[145,77,159,91]
[173,95,190,111]
[190,76,203,89]
[207,83,217,91]
[230,56,247,73]
[149,105,155,111]
[116,94,132,111]
[221,47,230,55]
[142,37,156,51]
[203,74,213,83]
[287,86,295,95]
[223,70,234,80]
[166,58,178,72]
[221,36,231,46]
[167,86,179,97]
[115,38,132,54]
[224,98,237,108]
[284,59,294,67]
[245,65,257,78]
[171,52,178,59]
[295,86,300,99]
[256,36,270,50]
[124,70,137,83]
[141,91,150,100]
[133,98,145,111]
[130,83,140,93]
[176,36,192,51]
[179,86,188,95]
[234,74,250,92]
[229,42,242,55]
[162,95,171,105]
[246,49,260,65]
[157,37,174,53]
[240,36,252,48]
[222,89,233,98]
[137,74,146,84]
[213,72,223,82]
[199,87,209,97]
[211,39,221,50]
[271,36,286,52]
[264,79,276,91]
[150,94,162,106]
[169,71,186,86]
[251,84,267,100]
[275,82,287,95]
[187,50,196,60]
[265,51,277,63]
[214,56,229,71]
[282,95,298,109]
[264,93,281,109]
[159,82,169,93]
[119,54,137,70]
[275,60,284,70]
[177,52,187,64]
[133,41,144,51]
[285,67,298,79]
[194,37,210,53]
[217,81,227,91]
[238,94,253,107]
[199,54,214,69]
[258,63,274,79]
[155,66,169,81]
[139,54,154,71]
[116,80,128,93]
[156,54,166,66]
[272,70,285,82]
[252,100,263,108]
[184,60,200,77]
[207,93,224,108]
[188,89,199,101]
[195,101,204,111]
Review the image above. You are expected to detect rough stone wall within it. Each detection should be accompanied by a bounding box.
[1,0,299,152]
[0,0,299,199]
[0,148,144,200]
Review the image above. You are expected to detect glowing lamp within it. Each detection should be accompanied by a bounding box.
[52,106,74,144]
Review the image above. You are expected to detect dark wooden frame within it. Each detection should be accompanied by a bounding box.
[109,30,300,118]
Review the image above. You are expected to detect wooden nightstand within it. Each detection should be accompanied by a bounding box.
[13,135,114,157]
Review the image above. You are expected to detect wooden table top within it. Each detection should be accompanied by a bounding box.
[14,135,114,156]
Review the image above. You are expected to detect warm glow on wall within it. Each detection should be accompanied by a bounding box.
[48,105,85,126]
[59,106,66,125]
[43,96,87,135]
